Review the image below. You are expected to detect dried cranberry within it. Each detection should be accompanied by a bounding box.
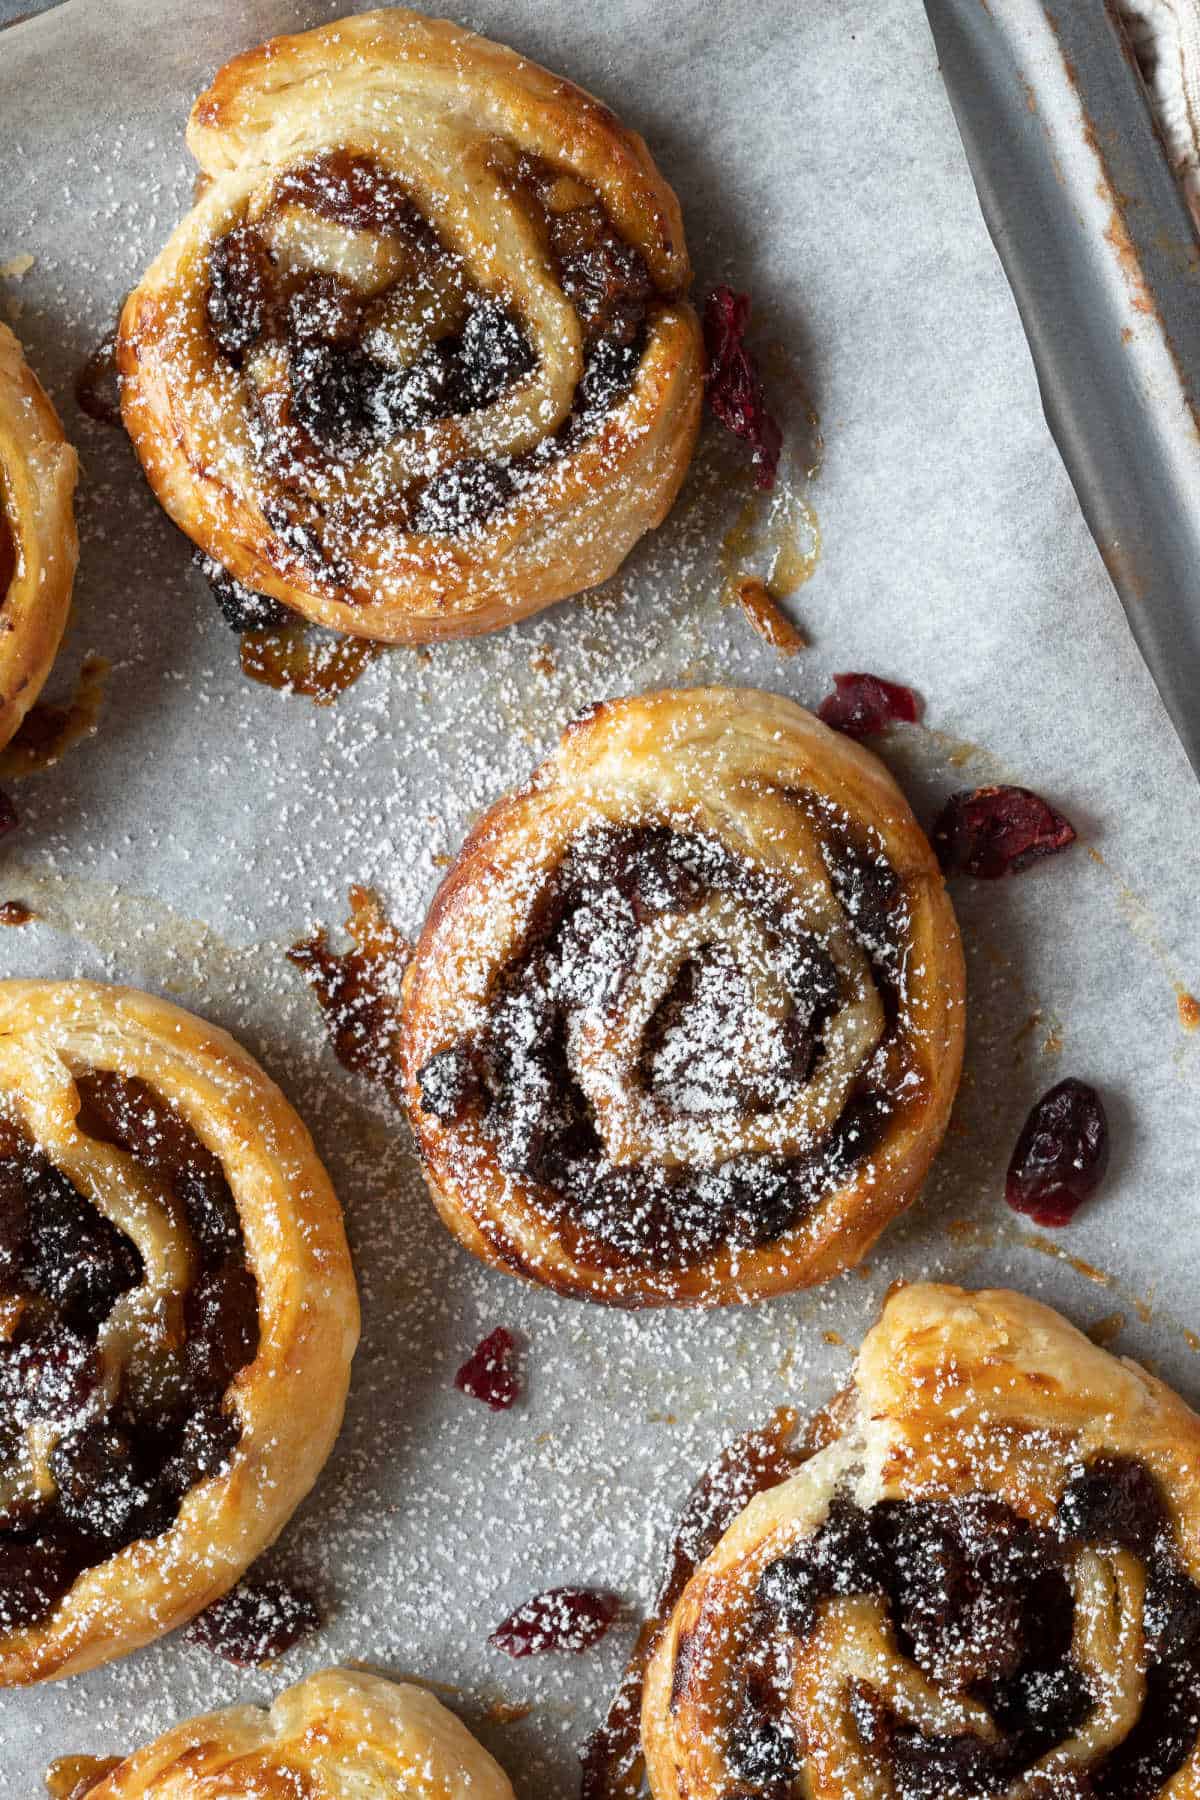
[1005,1079,1109,1226]
[454,1327,519,1411]
[818,672,921,739]
[489,1586,620,1656]
[933,785,1076,879]
[184,1574,320,1665]
[703,286,782,490]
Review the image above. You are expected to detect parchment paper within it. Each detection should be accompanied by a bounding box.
[1,1,1199,1792]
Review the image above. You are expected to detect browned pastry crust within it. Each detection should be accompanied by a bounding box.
[78,1667,516,1800]
[400,688,965,1306]
[0,323,78,750]
[118,8,702,643]
[643,1283,1200,1799]
[0,980,359,1684]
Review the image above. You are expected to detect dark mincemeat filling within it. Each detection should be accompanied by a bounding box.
[200,146,655,591]
[0,1073,258,1633]
[724,1458,1200,1800]
[416,819,912,1269]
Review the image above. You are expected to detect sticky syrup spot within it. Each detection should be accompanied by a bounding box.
[74,330,123,428]
[0,655,109,777]
[487,1698,533,1724]
[1086,1312,1126,1348]
[0,901,34,925]
[45,1758,122,1800]
[581,1406,800,1798]
[240,623,380,705]
[1016,1231,1114,1286]
[288,885,412,1101]
[719,483,820,616]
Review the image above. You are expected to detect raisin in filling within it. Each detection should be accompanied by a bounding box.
[416,818,912,1269]
[0,1074,258,1633]
[727,1460,1200,1800]
[202,147,656,561]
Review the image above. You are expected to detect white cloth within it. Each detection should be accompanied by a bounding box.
[1115,0,1200,224]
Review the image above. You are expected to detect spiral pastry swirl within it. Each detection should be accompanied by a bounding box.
[118,8,703,644]
[0,980,358,1684]
[0,324,77,753]
[72,1667,516,1800]
[643,1284,1200,1800]
[400,688,964,1306]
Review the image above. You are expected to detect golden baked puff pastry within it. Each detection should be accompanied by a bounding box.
[643,1282,1200,1800]
[69,1667,516,1800]
[117,8,703,644]
[400,687,964,1306]
[0,979,359,1685]
[0,323,78,754]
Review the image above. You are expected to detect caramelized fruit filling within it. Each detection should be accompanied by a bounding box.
[728,1459,1200,1800]
[202,148,656,563]
[415,819,915,1269]
[0,1073,258,1632]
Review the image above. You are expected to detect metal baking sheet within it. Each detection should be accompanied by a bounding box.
[2,0,1200,1792]
[927,0,1200,780]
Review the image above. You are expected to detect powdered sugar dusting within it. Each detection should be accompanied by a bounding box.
[2,0,1200,1793]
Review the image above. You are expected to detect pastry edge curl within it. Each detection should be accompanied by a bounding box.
[0,979,360,1685]
[186,8,692,293]
[0,323,78,752]
[82,1666,517,1800]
